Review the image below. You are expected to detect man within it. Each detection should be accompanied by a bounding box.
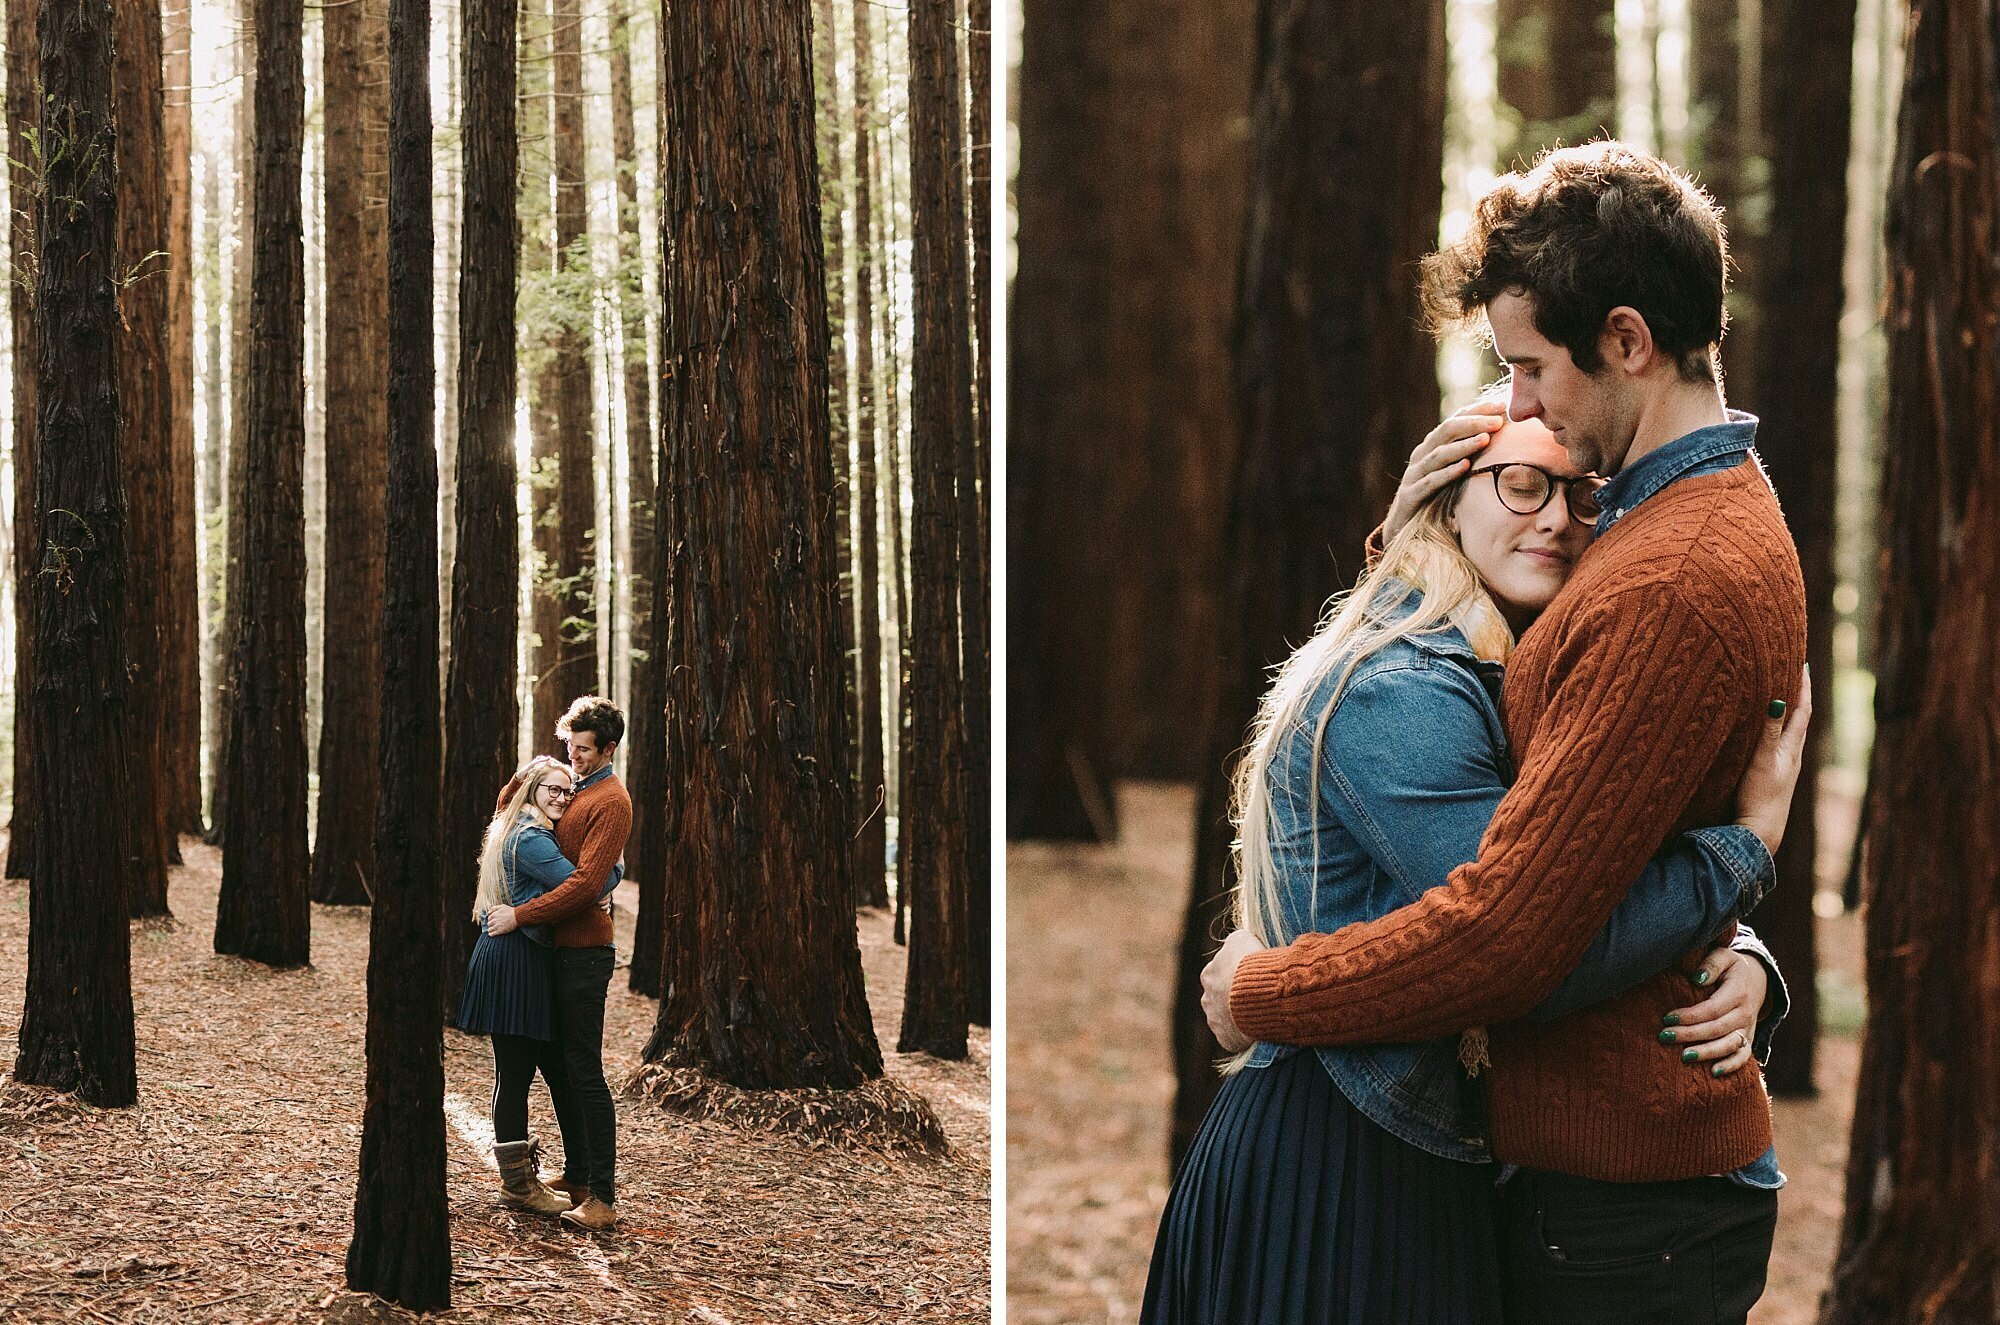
[1200,142,1806,1322]
[486,695,633,1232]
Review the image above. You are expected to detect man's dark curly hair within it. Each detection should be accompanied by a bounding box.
[556,694,625,750]
[1421,141,1729,383]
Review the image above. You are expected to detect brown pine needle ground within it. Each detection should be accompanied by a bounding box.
[0,838,989,1323]
[1008,781,1862,1325]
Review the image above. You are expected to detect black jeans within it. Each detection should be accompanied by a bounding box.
[553,946,617,1205]
[489,1031,576,1146]
[1499,1167,1778,1325]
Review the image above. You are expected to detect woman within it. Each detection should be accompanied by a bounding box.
[1141,400,1808,1323]
[457,755,616,1216]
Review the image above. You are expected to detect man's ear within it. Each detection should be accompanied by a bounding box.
[1600,306,1656,376]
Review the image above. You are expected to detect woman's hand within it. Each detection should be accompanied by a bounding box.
[486,904,518,936]
[1381,398,1506,542]
[1200,929,1267,1054]
[1733,666,1813,855]
[1660,947,1768,1077]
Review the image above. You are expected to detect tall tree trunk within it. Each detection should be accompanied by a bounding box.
[1169,0,1447,1167]
[14,0,139,1106]
[436,0,461,659]
[5,0,38,884]
[641,0,884,1091]
[200,147,225,840]
[544,0,595,721]
[115,0,173,917]
[215,0,311,967]
[1688,0,1762,409]
[522,0,562,752]
[1741,0,1851,1100]
[956,0,991,1027]
[164,0,203,840]
[312,0,389,906]
[347,0,448,1296]
[1823,0,2000,1315]
[442,0,521,1019]
[849,0,887,910]
[1007,1,1120,842]
[898,0,972,1060]
[1495,0,1617,166]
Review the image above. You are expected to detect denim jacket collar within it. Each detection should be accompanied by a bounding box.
[1366,582,1505,697]
[575,761,616,792]
[1593,409,1758,536]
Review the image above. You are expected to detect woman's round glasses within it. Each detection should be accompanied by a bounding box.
[543,783,577,802]
[1466,462,1606,526]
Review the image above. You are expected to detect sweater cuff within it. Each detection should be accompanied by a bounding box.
[1229,947,1300,1045]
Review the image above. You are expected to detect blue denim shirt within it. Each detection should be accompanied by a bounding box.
[1589,410,1788,1190]
[1244,590,1788,1165]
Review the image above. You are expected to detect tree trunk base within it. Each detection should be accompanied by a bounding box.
[626,1061,949,1157]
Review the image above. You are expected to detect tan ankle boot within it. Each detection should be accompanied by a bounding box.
[559,1196,618,1231]
[494,1139,569,1215]
[544,1176,590,1207]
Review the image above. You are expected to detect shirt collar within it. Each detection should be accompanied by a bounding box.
[1593,409,1758,536]
[574,761,615,792]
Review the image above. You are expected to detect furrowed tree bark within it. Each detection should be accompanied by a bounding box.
[642,0,884,1090]
[200,148,224,840]
[1822,0,2000,1315]
[1007,0,1119,842]
[1169,0,1446,1167]
[164,0,203,841]
[848,0,888,911]
[115,0,174,917]
[1741,0,1851,1099]
[441,0,520,1018]
[898,0,972,1060]
[1495,0,1616,166]
[522,0,563,753]
[14,0,139,1105]
[957,0,991,1026]
[312,0,389,907]
[5,0,38,884]
[346,0,449,1295]
[215,0,311,967]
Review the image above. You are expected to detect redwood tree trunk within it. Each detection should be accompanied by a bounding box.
[849,0,888,910]
[1822,0,2000,1315]
[346,0,448,1296]
[313,0,390,907]
[546,0,596,718]
[1169,0,1446,1167]
[1007,1,1120,842]
[1742,0,1852,1100]
[956,0,990,1027]
[523,0,563,752]
[5,0,38,884]
[1688,0,1762,409]
[164,0,203,841]
[641,0,883,1089]
[115,0,173,917]
[898,0,972,1060]
[14,0,139,1106]
[215,0,311,968]
[441,0,520,1018]
[1495,0,1616,165]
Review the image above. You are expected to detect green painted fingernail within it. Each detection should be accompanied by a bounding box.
[1693,969,1713,986]
[1662,1012,1680,1026]
[1712,1064,1728,1078]
[1768,699,1787,719]
[1658,1028,1677,1043]
[1682,1048,1700,1064]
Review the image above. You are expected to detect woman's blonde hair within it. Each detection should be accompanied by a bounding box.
[473,755,570,922]
[1220,457,1517,1071]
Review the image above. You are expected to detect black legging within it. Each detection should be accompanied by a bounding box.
[490,1032,577,1147]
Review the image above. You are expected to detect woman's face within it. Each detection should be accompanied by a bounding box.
[1448,418,1598,630]
[534,769,576,822]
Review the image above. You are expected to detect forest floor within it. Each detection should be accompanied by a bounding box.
[1008,782,1864,1325]
[0,838,990,1324]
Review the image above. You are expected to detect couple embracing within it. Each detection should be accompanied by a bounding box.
[1143,143,1814,1323]
[456,695,632,1233]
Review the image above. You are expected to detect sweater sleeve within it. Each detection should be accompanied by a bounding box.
[511,793,633,927]
[1230,584,1751,1045]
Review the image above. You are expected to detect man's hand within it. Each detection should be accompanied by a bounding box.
[1201,929,1268,1053]
[486,904,518,936]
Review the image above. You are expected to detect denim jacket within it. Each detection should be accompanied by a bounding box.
[1243,590,1788,1162]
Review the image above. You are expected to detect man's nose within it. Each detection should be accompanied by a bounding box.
[1508,385,1538,422]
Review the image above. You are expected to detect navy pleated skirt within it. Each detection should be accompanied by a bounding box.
[1141,1050,1504,1325]
[456,929,556,1040]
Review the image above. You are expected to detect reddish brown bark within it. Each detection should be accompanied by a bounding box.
[1495,0,1616,166]
[5,0,38,884]
[312,0,390,907]
[848,0,888,910]
[164,0,202,841]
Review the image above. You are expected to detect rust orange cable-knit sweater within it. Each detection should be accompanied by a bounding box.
[1230,459,1806,1182]
[498,770,632,948]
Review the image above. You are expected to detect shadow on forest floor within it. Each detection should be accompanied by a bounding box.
[1007,781,1861,1325]
[0,838,989,1323]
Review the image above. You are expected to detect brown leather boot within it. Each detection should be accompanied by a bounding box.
[494,1140,569,1216]
[543,1176,590,1208]
[559,1196,619,1231]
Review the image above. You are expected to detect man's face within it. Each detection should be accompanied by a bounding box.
[1489,290,1635,476]
[566,730,612,778]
